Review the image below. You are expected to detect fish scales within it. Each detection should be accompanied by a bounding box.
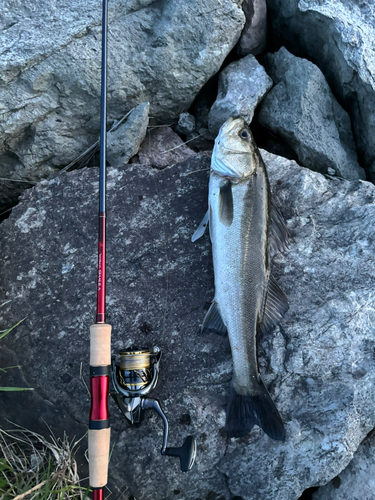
[210,170,269,395]
[193,117,289,440]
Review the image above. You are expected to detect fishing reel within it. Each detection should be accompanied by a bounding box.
[110,347,196,472]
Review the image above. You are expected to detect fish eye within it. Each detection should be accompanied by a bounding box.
[239,129,250,140]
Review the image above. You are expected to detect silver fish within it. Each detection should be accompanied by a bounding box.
[193,117,289,440]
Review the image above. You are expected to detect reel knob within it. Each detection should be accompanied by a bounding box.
[163,435,197,472]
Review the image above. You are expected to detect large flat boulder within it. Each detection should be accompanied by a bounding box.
[1,151,375,499]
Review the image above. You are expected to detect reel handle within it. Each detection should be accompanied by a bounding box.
[141,398,196,472]
[163,436,196,472]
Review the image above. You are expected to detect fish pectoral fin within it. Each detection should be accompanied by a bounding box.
[191,209,209,242]
[260,275,289,335]
[201,301,227,336]
[219,181,233,226]
[269,204,290,255]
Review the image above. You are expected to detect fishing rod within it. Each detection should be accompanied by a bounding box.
[88,0,110,498]
[88,1,196,497]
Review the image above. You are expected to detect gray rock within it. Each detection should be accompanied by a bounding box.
[107,103,149,166]
[0,178,37,215]
[259,47,365,180]
[237,0,267,56]
[175,112,196,137]
[136,126,195,169]
[313,430,375,500]
[208,54,273,135]
[266,0,375,181]
[0,0,245,205]
[1,151,375,499]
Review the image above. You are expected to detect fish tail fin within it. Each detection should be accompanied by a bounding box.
[225,380,286,441]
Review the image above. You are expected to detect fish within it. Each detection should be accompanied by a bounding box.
[192,117,289,441]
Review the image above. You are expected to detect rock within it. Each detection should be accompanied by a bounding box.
[266,0,375,181]
[237,0,267,56]
[190,76,219,133]
[1,151,375,499]
[107,103,149,166]
[0,178,36,215]
[175,113,196,137]
[313,430,375,500]
[0,0,245,207]
[258,47,365,180]
[136,126,195,169]
[208,54,272,135]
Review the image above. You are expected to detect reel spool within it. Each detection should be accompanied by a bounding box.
[110,347,196,472]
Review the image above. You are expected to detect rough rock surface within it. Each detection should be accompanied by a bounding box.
[237,0,267,56]
[175,112,196,137]
[266,0,375,181]
[0,178,36,216]
[259,47,365,180]
[313,430,375,500]
[1,151,375,499]
[136,126,195,169]
[0,0,245,204]
[208,54,273,135]
[107,102,149,166]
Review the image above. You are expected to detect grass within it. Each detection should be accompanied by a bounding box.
[0,301,91,498]
[0,426,90,500]
[0,302,32,393]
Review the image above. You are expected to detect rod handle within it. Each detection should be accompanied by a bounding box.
[88,428,111,488]
[89,323,111,488]
[90,323,111,366]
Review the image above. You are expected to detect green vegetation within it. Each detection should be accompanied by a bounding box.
[0,302,90,498]
[0,426,90,499]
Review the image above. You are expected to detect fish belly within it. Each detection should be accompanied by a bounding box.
[209,171,269,395]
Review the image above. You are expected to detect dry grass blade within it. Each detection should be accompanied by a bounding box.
[0,425,89,499]
[60,108,135,174]
[158,134,201,155]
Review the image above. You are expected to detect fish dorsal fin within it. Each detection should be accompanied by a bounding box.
[202,301,227,335]
[259,275,289,335]
[191,209,209,242]
[219,181,233,226]
[269,205,289,256]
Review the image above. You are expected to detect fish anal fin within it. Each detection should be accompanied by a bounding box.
[226,379,286,441]
[260,275,289,335]
[270,205,289,255]
[202,301,227,336]
[219,181,233,226]
[191,209,209,242]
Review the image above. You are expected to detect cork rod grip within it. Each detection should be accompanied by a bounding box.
[89,323,111,488]
[90,323,111,366]
[88,428,111,488]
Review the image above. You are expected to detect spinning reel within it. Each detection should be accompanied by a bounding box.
[110,347,196,472]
